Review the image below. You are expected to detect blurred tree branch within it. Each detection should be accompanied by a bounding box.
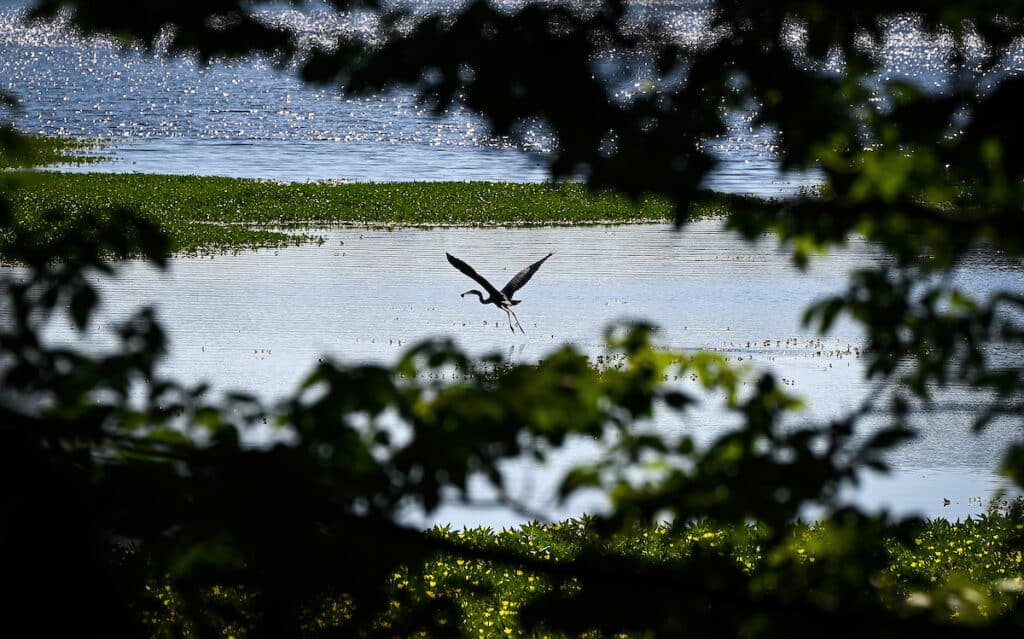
[2,0,1024,636]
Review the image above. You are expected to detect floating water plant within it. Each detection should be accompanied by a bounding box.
[3,170,754,256]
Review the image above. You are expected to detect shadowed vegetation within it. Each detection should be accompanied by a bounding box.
[132,511,1024,636]
[3,1,1024,638]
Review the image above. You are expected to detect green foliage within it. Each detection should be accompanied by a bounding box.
[137,514,1024,637]
[3,1,1024,638]
[0,129,105,169]
[3,203,1021,636]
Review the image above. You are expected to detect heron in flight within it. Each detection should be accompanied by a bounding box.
[446,252,553,333]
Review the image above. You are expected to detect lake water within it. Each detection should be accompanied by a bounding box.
[2,1,1023,525]
[0,0,960,195]
[23,222,1022,527]
[3,1,1021,193]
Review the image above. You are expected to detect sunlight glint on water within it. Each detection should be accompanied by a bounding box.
[2,0,1024,524]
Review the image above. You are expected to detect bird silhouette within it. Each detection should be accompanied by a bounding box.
[446,252,552,333]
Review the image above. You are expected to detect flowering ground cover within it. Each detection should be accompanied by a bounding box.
[143,509,1024,637]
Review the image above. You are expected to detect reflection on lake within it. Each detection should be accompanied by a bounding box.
[16,221,1022,526]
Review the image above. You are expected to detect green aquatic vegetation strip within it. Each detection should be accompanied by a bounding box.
[144,513,1024,637]
[3,171,748,255]
[0,132,107,169]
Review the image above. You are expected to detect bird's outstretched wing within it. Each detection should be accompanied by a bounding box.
[501,253,553,297]
[446,252,503,298]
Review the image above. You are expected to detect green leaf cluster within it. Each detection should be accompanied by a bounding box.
[3,2,1024,638]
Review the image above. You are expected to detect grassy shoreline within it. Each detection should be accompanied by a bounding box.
[3,170,753,255]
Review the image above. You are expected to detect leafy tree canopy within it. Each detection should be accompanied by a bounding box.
[3,1,1024,637]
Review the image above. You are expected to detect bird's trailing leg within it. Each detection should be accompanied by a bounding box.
[507,308,525,334]
[502,308,516,333]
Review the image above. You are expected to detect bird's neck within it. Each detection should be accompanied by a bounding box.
[463,290,487,303]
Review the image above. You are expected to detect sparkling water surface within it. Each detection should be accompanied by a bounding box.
[2,0,819,193]
[2,0,1023,525]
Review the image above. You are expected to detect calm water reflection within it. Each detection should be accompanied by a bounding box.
[15,221,1021,526]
